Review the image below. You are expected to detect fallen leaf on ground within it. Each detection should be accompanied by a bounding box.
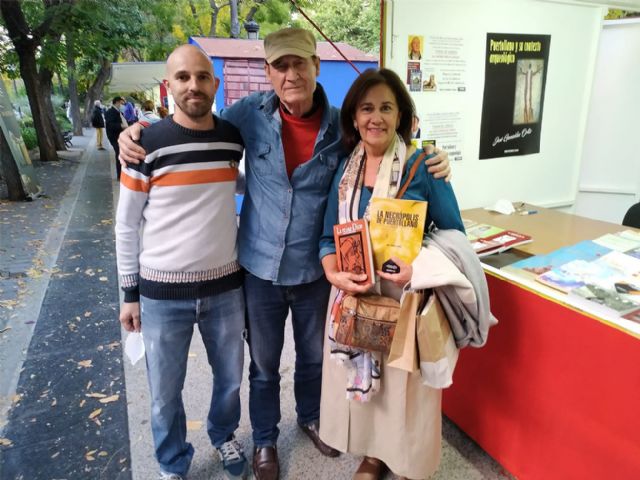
[0,327,11,334]
[99,394,119,404]
[86,393,106,399]
[187,420,202,431]
[84,269,95,276]
[84,311,92,317]
[51,452,60,458]
[77,360,92,368]
[88,408,102,419]
[0,300,18,310]
[98,451,108,457]
[79,399,86,407]
[99,277,108,282]
[0,438,12,447]
[86,381,92,390]
[25,268,42,278]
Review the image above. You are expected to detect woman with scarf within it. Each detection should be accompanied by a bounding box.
[318,68,465,480]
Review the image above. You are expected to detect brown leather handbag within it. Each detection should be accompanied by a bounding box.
[334,294,401,353]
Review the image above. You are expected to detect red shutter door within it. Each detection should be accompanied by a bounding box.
[223,59,271,106]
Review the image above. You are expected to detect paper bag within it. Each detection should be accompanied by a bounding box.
[387,291,422,372]
[417,294,459,388]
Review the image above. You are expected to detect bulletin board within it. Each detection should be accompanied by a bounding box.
[382,0,605,210]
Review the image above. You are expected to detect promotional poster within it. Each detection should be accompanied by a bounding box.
[479,33,551,159]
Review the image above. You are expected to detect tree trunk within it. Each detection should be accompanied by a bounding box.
[230,0,240,38]
[19,56,59,161]
[0,129,27,200]
[0,1,58,161]
[188,0,204,36]
[66,33,83,136]
[208,0,221,37]
[39,68,66,150]
[83,58,112,127]
[245,0,267,24]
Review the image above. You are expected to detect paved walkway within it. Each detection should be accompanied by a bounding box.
[0,131,512,480]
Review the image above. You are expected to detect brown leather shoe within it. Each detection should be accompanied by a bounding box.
[298,421,340,457]
[353,456,387,480]
[252,446,279,480]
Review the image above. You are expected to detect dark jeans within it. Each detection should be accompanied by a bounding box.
[106,132,121,180]
[244,273,331,447]
[141,288,246,476]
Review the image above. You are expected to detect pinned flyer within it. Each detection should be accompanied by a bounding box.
[125,332,145,365]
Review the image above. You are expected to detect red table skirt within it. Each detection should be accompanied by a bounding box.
[443,274,640,480]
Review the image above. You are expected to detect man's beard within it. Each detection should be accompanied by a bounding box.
[175,94,213,119]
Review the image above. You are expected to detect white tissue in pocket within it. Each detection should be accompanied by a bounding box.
[125,332,145,365]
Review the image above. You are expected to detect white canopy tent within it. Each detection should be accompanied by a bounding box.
[108,61,166,93]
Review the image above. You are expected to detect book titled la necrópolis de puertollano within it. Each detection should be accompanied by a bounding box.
[368,198,428,271]
[333,219,376,286]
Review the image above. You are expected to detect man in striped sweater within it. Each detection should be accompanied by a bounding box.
[115,45,248,480]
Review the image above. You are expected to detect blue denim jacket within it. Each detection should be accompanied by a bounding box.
[222,84,345,285]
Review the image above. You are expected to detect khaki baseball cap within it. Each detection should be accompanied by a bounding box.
[264,28,316,64]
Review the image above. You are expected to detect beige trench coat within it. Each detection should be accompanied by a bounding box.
[318,289,442,480]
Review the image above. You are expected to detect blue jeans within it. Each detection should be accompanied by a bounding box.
[245,273,331,446]
[140,287,245,476]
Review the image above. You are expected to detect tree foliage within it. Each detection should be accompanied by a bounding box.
[301,0,380,54]
[0,0,379,162]
[605,9,640,20]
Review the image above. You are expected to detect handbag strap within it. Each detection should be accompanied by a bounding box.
[396,151,427,199]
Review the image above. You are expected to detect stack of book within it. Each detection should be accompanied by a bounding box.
[504,230,640,321]
[333,198,428,283]
[464,220,532,257]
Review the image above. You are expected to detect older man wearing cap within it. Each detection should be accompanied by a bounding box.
[117,27,450,480]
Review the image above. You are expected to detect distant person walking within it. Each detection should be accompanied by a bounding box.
[90,100,106,150]
[104,96,128,180]
[138,100,161,125]
[123,98,138,126]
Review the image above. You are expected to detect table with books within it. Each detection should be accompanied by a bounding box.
[442,204,640,480]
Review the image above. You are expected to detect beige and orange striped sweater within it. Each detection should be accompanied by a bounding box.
[115,115,244,302]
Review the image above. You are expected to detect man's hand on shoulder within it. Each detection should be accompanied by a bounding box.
[423,144,452,182]
[118,123,147,167]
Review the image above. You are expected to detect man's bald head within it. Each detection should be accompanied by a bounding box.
[166,44,214,78]
[163,44,219,128]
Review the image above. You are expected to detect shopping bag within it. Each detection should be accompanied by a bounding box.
[387,291,422,372]
[416,294,459,388]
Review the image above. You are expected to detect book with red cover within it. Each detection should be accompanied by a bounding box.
[472,230,532,257]
[333,219,375,285]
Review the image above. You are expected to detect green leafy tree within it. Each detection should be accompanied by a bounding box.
[302,0,379,54]
[1,0,72,161]
[64,1,161,126]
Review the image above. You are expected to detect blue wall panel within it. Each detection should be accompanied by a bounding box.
[318,61,378,108]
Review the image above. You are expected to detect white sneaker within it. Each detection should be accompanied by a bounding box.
[158,471,184,480]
